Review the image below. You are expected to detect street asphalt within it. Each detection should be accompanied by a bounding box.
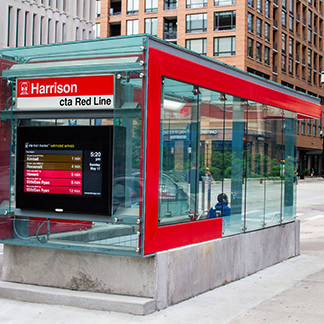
[0,177,324,323]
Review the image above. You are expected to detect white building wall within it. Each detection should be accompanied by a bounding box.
[0,0,96,49]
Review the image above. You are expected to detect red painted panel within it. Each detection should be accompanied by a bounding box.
[143,47,320,255]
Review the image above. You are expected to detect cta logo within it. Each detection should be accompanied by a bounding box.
[20,81,30,95]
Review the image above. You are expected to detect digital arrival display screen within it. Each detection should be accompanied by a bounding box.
[16,126,114,215]
[24,147,102,196]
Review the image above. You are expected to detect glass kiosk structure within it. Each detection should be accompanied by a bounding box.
[0,35,320,258]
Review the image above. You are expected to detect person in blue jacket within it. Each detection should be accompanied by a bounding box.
[206,193,231,219]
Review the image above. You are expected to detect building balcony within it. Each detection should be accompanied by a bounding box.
[110,9,121,16]
[164,31,177,40]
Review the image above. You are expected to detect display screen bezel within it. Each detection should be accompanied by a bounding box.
[16,126,113,215]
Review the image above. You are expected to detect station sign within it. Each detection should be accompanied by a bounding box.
[16,75,114,110]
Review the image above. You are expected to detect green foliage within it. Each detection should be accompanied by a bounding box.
[224,166,231,178]
[303,168,310,176]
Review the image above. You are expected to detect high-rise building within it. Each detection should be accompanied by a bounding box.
[96,0,324,175]
[0,0,96,49]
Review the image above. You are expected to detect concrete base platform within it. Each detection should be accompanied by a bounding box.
[1,221,300,314]
[0,281,156,315]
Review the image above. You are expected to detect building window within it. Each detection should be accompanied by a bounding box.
[281,55,287,72]
[308,49,312,66]
[264,46,270,65]
[247,37,253,58]
[214,36,236,56]
[214,11,236,30]
[282,11,287,28]
[165,0,177,10]
[281,33,286,54]
[288,37,293,57]
[307,67,312,83]
[186,38,207,54]
[265,0,270,18]
[16,9,21,47]
[62,22,66,42]
[265,22,270,41]
[127,0,139,14]
[308,10,312,27]
[313,120,317,136]
[289,15,294,32]
[256,0,262,12]
[96,0,101,17]
[308,29,312,44]
[75,26,79,41]
[288,58,293,75]
[256,42,262,62]
[146,0,158,12]
[215,0,236,5]
[164,17,177,39]
[187,13,207,33]
[145,18,158,36]
[256,18,262,37]
[307,119,311,135]
[248,0,254,8]
[24,12,29,47]
[7,6,12,47]
[127,19,138,35]
[40,16,44,44]
[318,117,322,136]
[94,23,100,38]
[248,12,253,33]
[32,14,36,45]
[187,0,207,8]
[301,119,305,134]
[55,21,59,43]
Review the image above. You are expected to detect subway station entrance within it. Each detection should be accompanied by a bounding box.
[0,35,320,314]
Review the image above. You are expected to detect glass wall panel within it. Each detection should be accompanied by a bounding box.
[159,78,197,225]
[112,74,143,220]
[283,111,297,223]
[200,89,227,219]
[159,77,298,233]
[263,107,285,227]
[1,66,143,255]
[244,103,284,230]
[244,100,268,231]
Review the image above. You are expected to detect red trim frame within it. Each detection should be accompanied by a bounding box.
[143,47,320,255]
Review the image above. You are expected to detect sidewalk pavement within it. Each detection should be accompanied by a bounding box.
[0,191,324,322]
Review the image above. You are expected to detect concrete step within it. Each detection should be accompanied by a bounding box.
[0,281,156,315]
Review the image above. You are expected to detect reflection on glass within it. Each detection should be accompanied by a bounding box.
[159,77,297,234]
[112,74,143,219]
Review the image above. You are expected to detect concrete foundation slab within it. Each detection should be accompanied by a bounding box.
[1,221,300,314]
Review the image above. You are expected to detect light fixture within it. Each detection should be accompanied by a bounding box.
[163,99,186,111]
